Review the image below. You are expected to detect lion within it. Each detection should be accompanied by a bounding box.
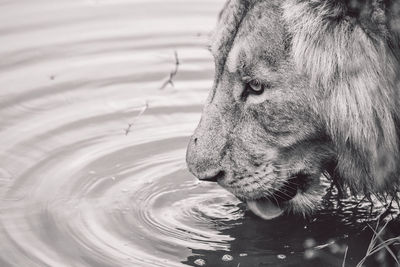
[186,0,400,220]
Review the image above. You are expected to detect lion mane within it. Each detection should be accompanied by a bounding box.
[283,0,400,195]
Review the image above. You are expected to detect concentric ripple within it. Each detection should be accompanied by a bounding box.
[0,0,241,266]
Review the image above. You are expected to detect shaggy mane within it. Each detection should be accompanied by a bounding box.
[283,0,400,195]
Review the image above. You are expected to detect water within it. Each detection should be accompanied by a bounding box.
[0,1,399,266]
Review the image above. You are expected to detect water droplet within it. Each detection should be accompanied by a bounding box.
[277,254,286,260]
[329,243,341,254]
[194,259,206,266]
[222,254,233,262]
[304,249,315,259]
[304,238,316,248]
[239,253,247,257]
[89,170,96,174]
[111,176,116,181]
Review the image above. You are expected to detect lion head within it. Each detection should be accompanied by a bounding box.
[186,0,400,219]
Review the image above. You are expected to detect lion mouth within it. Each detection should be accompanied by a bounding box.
[272,175,300,202]
[247,174,305,220]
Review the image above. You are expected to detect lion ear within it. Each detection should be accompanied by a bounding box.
[283,1,400,193]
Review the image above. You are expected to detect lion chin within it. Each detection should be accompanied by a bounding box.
[186,0,400,220]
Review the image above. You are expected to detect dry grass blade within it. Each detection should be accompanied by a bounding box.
[342,246,348,267]
[355,220,400,267]
[369,237,400,266]
[160,50,180,90]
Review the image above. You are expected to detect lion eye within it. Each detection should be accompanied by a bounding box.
[247,79,264,95]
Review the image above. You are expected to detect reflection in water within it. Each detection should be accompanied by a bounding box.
[0,0,399,267]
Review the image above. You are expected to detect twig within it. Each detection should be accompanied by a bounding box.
[314,240,336,250]
[124,101,148,136]
[124,123,133,136]
[160,50,180,90]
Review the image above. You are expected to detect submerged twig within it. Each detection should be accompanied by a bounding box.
[160,50,180,90]
[124,101,148,136]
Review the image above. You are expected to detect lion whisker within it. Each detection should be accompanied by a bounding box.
[270,193,281,208]
[280,184,298,191]
[275,190,295,199]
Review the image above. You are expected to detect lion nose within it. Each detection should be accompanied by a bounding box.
[198,170,225,182]
[186,135,224,183]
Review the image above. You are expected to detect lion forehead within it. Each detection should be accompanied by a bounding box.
[211,0,285,76]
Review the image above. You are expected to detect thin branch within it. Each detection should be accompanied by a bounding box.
[124,101,148,136]
[160,50,180,90]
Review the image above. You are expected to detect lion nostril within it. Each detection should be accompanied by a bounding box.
[194,137,198,144]
[199,170,225,182]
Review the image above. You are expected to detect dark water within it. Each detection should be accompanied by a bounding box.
[0,1,399,266]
